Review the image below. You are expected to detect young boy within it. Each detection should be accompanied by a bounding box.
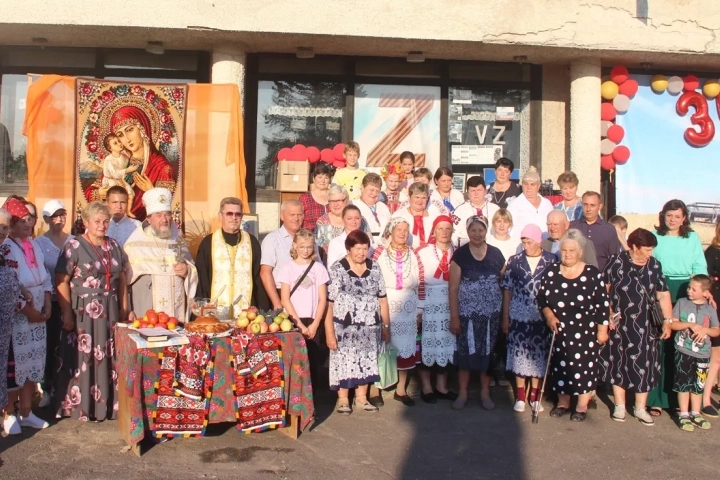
[608,215,629,251]
[671,274,720,432]
[101,134,138,217]
[332,141,366,200]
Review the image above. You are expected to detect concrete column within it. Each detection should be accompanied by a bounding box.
[540,64,570,187]
[211,45,247,115]
[569,57,601,193]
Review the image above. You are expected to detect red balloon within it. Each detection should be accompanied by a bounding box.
[683,75,700,92]
[606,124,625,143]
[601,103,617,121]
[601,155,616,171]
[612,146,630,164]
[676,91,715,147]
[610,66,629,85]
[277,147,292,162]
[333,143,346,161]
[618,79,638,98]
[306,146,320,163]
[320,148,334,163]
[333,160,346,168]
[291,144,307,161]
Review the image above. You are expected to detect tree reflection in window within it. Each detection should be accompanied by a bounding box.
[255,81,346,188]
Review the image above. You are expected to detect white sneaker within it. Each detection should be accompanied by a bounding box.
[531,401,545,413]
[612,405,627,422]
[38,392,52,408]
[489,378,496,387]
[18,412,49,429]
[3,414,22,435]
[514,400,526,412]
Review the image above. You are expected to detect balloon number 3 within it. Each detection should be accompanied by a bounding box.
[676,91,716,147]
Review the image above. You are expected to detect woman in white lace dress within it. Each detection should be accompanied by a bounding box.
[372,218,425,406]
[415,215,458,404]
[326,230,390,415]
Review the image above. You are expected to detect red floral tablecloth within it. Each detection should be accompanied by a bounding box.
[115,327,314,445]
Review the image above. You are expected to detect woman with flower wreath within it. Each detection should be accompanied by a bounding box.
[372,217,425,406]
[379,162,404,214]
[55,201,130,421]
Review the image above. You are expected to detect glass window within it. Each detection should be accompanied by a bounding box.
[104,50,198,71]
[0,74,29,185]
[255,81,346,188]
[353,84,441,172]
[0,47,96,68]
[447,87,530,176]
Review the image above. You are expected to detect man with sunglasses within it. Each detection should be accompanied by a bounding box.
[196,197,263,318]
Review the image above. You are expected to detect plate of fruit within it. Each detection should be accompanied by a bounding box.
[235,306,297,334]
[130,309,179,331]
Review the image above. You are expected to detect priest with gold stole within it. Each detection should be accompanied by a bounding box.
[125,188,198,323]
[195,197,264,318]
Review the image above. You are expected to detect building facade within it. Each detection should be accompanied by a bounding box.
[2,0,719,232]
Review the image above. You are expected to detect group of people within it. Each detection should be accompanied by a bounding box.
[1,149,719,440]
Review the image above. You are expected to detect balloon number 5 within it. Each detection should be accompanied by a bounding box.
[676,91,716,147]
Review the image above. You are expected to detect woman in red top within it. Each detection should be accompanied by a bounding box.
[299,163,331,231]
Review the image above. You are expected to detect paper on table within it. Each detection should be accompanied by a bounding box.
[136,327,175,337]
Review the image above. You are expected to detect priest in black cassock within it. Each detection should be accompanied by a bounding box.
[195,197,266,317]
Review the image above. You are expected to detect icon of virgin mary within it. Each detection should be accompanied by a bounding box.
[84,105,176,220]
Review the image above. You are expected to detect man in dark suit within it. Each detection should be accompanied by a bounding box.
[543,210,598,267]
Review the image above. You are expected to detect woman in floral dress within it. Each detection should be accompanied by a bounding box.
[55,201,129,421]
[0,207,32,432]
[2,198,52,434]
[326,230,390,415]
[449,215,506,410]
[500,224,556,413]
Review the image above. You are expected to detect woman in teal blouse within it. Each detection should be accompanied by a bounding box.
[647,199,708,416]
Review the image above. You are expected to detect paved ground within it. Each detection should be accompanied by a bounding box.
[1,382,719,480]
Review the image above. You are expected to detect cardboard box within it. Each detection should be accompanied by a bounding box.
[276,160,309,192]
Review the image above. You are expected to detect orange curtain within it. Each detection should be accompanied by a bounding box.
[22,75,247,250]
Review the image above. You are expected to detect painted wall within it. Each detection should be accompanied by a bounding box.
[1,1,719,63]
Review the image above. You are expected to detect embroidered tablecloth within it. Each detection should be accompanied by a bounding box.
[115,327,314,445]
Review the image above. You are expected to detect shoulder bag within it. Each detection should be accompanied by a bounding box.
[628,267,664,334]
[290,262,315,297]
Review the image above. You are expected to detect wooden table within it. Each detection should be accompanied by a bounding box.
[115,328,315,456]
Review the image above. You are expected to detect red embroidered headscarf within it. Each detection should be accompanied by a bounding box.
[2,198,30,222]
[428,215,453,245]
[428,215,453,280]
[110,105,152,141]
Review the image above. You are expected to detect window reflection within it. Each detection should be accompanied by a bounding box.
[255,81,345,188]
[0,74,29,184]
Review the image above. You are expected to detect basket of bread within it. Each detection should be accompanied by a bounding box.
[184,315,232,335]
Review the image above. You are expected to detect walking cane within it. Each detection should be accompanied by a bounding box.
[532,330,557,424]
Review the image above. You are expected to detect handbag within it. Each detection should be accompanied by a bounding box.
[375,342,399,389]
[629,267,664,334]
[289,262,315,297]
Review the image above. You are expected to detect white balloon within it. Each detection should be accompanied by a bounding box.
[601,121,613,137]
[613,94,631,113]
[667,76,684,95]
[601,138,616,155]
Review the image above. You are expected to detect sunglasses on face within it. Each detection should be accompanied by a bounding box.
[223,212,243,218]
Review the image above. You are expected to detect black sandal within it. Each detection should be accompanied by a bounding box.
[570,411,587,422]
[420,392,437,404]
[550,406,570,418]
[434,390,459,401]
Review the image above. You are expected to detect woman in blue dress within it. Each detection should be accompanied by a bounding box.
[500,224,556,413]
[449,215,506,410]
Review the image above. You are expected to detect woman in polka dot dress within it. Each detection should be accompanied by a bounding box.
[536,230,610,422]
